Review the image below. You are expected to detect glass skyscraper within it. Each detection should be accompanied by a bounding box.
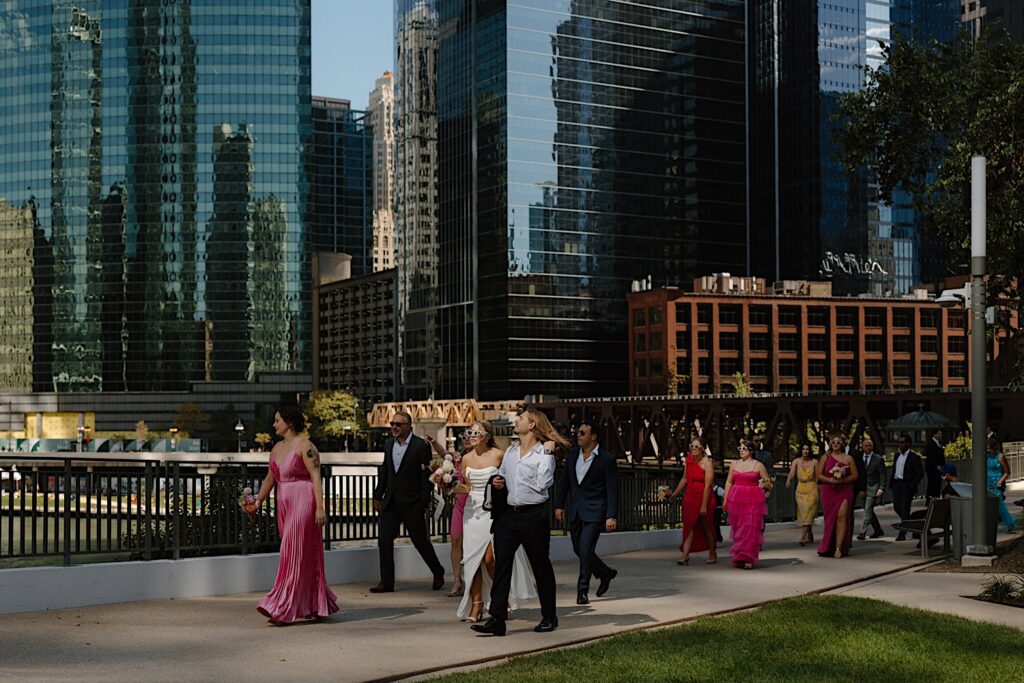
[0,0,312,393]
[749,0,960,296]
[395,0,749,400]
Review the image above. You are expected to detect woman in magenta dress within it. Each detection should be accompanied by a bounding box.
[254,406,339,624]
[723,443,771,569]
[670,438,718,565]
[816,435,859,558]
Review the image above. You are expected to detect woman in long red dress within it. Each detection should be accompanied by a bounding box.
[255,406,339,624]
[816,435,858,558]
[670,438,718,565]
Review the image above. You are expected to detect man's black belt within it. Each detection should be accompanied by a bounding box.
[508,501,546,512]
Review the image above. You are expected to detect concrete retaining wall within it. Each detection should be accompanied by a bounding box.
[0,529,680,615]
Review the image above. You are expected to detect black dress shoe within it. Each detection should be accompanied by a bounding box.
[855,533,866,541]
[432,571,446,590]
[534,617,558,633]
[596,569,617,597]
[870,532,885,539]
[576,593,589,605]
[471,617,506,636]
[369,583,394,593]
[896,533,907,541]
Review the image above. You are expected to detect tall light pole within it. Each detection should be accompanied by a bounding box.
[234,420,244,453]
[169,426,178,453]
[967,155,993,558]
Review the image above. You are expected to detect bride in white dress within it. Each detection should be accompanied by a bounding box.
[455,421,537,621]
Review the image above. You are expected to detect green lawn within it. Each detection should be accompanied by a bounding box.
[438,596,1024,683]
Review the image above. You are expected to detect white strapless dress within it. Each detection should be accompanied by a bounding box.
[456,466,537,619]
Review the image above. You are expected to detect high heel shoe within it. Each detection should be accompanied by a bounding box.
[706,555,717,565]
[447,580,465,598]
[463,600,484,623]
[676,557,690,566]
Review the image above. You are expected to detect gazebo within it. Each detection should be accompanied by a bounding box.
[885,407,959,448]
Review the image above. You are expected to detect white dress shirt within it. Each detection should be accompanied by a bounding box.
[894,450,910,480]
[576,445,598,484]
[392,436,411,473]
[501,441,556,506]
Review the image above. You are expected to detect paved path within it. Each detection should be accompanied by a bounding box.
[1,503,1018,683]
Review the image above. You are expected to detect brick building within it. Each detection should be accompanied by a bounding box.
[628,275,1002,396]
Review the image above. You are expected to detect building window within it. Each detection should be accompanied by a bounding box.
[808,359,826,377]
[649,306,663,325]
[949,360,967,378]
[865,360,883,377]
[948,336,966,353]
[778,307,799,326]
[865,309,883,327]
[697,305,711,324]
[634,359,647,377]
[807,308,827,327]
[750,333,769,351]
[635,334,646,352]
[650,359,664,376]
[779,359,798,377]
[720,357,740,375]
[893,335,910,353]
[719,305,740,325]
[948,311,967,329]
[750,358,769,376]
[779,334,799,352]
[808,334,827,352]
[650,332,663,352]
[921,336,938,354]
[749,306,769,325]
[920,310,938,328]
[865,335,883,353]
[676,357,690,376]
[837,359,854,377]
[674,304,690,324]
[836,308,855,327]
[633,308,646,327]
[698,357,711,376]
[836,335,855,352]
[719,332,739,351]
[697,332,710,350]
[893,360,911,378]
[675,331,689,349]
[893,309,912,329]
[921,361,939,377]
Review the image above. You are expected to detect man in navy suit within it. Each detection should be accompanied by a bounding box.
[554,421,619,605]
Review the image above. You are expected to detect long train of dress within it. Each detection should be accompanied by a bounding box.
[456,466,537,619]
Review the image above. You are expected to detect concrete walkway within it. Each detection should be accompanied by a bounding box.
[1,503,1018,683]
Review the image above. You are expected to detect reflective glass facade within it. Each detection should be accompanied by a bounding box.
[749,0,958,296]
[405,0,749,400]
[308,97,374,276]
[0,0,312,392]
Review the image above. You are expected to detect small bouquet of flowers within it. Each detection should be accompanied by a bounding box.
[656,485,672,502]
[429,451,464,497]
[238,487,257,517]
[829,464,849,481]
[759,477,774,492]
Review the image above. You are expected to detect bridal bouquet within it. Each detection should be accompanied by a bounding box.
[238,487,257,517]
[829,464,849,481]
[429,451,463,497]
[759,478,774,492]
[656,485,672,502]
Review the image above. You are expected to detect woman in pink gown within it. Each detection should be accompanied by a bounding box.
[255,406,339,624]
[427,434,470,597]
[816,435,858,558]
[723,443,771,569]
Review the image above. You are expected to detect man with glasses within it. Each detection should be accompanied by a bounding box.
[370,411,446,593]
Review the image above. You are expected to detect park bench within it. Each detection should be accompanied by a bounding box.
[893,497,951,559]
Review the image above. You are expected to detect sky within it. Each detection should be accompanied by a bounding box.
[312,1,394,109]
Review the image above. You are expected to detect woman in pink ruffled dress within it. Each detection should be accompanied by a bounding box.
[255,406,339,625]
[723,443,772,569]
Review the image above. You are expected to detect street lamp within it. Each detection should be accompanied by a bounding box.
[77,425,84,453]
[169,426,178,453]
[343,424,351,452]
[234,420,244,453]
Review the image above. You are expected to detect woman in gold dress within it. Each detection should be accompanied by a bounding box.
[786,442,819,545]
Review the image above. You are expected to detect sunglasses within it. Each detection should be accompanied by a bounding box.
[389,421,409,427]
[739,445,751,452]
[463,429,485,438]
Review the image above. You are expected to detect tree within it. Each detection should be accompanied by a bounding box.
[729,372,754,398]
[303,390,367,447]
[666,366,689,397]
[174,402,209,439]
[835,30,1024,384]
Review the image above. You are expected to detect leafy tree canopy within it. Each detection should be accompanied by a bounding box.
[303,390,368,441]
[836,30,1023,381]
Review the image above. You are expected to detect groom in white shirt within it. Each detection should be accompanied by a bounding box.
[472,408,562,637]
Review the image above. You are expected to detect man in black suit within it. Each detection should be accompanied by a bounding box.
[554,421,619,605]
[923,429,946,500]
[370,411,445,593]
[751,433,774,473]
[890,433,924,541]
[854,436,887,540]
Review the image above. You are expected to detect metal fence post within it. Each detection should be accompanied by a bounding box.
[144,461,154,560]
[62,458,72,566]
[172,462,181,561]
[323,465,331,551]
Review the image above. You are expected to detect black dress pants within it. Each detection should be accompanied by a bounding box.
[891,479,914,524]
[570,518,612,594]
[378,503,444,588]
[488,504,556,621]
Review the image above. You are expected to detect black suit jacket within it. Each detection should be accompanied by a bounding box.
[554,446,620,524]
[924,439,946,477]
[374,434,432,511]
[891,449,924,490]
[854,452,887,493]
